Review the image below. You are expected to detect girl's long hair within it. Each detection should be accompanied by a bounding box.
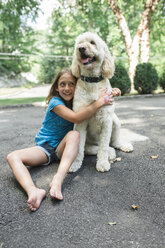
[45,68,77,108]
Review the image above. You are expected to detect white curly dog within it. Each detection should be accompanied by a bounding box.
[69,32,133,173]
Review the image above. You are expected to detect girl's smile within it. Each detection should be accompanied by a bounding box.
[56,73,77,103]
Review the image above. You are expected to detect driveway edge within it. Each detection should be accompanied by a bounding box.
[0,93,165,109]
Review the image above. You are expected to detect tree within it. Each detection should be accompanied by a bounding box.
[0,0,40,75]
[38,0,114,83]
[37,0,163,86]
[140,0,160,63]
[108,0,160,92]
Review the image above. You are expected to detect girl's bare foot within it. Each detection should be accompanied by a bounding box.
[50,174,63,200]
[27,187,46,211]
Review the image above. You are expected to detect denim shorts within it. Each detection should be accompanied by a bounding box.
[35,142,60,165]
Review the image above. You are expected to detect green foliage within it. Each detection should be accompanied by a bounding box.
[37,0,119,84]
[159,66,165,91]
[0,0,40,76]
[158,62,165,91]
[0,0,164,87]
[150,0,165,74]
[38,57,72,84]
[110,62,131,95]
[134,63,158,94]
[150,0,165,56]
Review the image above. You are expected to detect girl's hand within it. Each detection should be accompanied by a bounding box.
[111,88,121,97]
[98,89,114,106]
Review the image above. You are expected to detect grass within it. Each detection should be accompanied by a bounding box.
[0,97,46,106]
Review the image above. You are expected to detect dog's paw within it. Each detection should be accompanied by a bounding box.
[69,161,82,173]
[96,160,111,172]
[115,142,133,153]
[108,147,116,161]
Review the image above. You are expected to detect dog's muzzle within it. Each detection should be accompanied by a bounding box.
[78,46,96,65]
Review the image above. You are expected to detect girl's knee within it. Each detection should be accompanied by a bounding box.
[6,151,20,164]
[7,152,13,162]
[67,131,80,144]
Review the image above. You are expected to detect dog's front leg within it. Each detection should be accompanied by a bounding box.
[85,144,116,162]
[69,121,88,173]
[96,119,113,172]
[111,113,133,152]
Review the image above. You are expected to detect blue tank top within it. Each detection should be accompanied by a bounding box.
[35,97,74,148]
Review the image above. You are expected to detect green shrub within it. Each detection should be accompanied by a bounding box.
[110,63,131,95]
[134,63,158,94]
[38,57,72,84]
[0,58,31,77]
[159,71,165,91]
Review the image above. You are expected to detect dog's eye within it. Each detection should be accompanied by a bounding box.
[90,41,95,45]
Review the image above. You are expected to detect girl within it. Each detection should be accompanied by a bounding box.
[7,68,121,211]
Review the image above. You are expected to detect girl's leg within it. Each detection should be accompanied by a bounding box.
[7,147,48,211]
[50,131,80,200]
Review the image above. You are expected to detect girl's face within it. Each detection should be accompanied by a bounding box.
[56,73,77,103]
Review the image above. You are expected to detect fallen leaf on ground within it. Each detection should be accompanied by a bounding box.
[115,157,121,162]
[150,155,158,159]
[107,222,117,226]
[131,204,138,210]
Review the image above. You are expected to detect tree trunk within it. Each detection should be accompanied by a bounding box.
[128,34,140,92]
[108,0,160,93]
[108,0,140,92]
[140,28,150,63]
[140,0,159,63]
[107,0,132,57]
[2,28,6,52]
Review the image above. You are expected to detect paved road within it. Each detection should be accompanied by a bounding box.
[0,95,165,248]
[0,84,51,99]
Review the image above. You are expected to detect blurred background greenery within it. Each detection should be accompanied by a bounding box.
[0,0,164,95]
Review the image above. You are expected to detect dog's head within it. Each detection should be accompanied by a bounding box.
[72,32,115,79]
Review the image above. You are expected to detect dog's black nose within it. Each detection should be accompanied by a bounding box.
[79,47,86,53]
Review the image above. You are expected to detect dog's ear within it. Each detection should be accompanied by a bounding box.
[101,43,115,79]
[71,51,81,78]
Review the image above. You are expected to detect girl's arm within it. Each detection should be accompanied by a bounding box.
[53,89,114,124]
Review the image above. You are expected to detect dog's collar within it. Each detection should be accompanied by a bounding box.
[81,75,104,83]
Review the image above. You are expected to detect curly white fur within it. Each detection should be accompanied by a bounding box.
[69,32,133,173]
